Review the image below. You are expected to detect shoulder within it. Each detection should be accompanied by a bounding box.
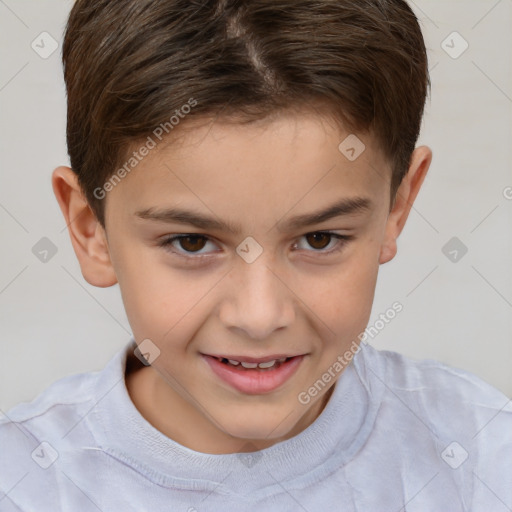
[354,345,512,507]
[0,366,99,434]
[0,344,129,509]
[0,365,101,451]
[357,344,512,492]
[371,346,511,414]
[356,343,512,452]
[1,340,132,434]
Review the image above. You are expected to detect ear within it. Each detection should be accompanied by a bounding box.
[379,146,432,264]
[51,166,118,287]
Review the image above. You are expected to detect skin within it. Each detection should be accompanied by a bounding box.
[52,110,432,454]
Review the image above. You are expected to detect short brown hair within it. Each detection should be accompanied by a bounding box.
[62,0,429,228]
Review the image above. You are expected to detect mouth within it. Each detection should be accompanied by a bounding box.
[209,355,295,370]
[202,353,306,394]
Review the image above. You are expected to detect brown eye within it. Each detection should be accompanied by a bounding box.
[159,234,212,254]
[294,232,353,255]
[305,232,332,250]
[175,235,207,252]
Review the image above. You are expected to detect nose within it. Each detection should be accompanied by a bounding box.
[218,255,295,341]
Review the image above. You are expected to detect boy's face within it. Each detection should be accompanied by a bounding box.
[54,109,431,453]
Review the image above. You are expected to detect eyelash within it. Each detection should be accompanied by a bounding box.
[158,231,354,261]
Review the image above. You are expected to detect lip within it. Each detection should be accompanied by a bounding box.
[202,354,305,395]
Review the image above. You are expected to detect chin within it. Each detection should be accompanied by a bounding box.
[216,410,298,444]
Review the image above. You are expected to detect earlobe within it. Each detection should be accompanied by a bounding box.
[379,239,397,265]
[51,166,118,287]
[379,146,432,265]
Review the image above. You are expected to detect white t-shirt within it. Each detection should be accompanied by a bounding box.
[1,338,511,511]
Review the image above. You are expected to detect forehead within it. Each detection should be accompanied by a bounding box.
[107,111,390,225]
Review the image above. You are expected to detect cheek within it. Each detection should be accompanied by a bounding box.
[296,254,379,344]
[118,257,219,345]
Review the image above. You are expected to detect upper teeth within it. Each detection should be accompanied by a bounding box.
[224,357,287,369]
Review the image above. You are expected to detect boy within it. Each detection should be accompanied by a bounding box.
[1,0,511,510]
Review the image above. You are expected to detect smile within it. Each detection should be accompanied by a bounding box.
[202,354,305,394]
[214,356,292,369]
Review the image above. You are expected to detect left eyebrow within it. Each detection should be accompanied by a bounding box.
[278,196,372,232]
[134,196,372,235]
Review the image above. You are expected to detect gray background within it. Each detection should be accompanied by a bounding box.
[0,0,511,412]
